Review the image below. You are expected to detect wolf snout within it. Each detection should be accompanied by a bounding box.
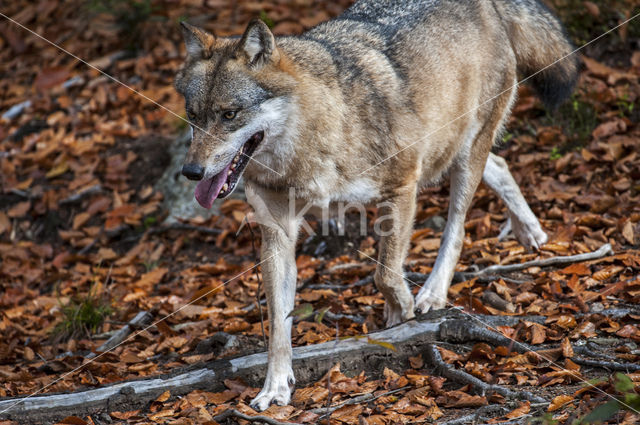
[182,163,205,181]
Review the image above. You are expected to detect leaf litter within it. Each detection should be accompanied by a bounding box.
[1,0,640,424]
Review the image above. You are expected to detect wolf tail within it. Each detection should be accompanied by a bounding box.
[493,0,579,110]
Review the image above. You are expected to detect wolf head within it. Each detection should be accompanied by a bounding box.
[174,19,296,209]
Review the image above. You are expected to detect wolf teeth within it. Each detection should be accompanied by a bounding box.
[233,156,240,163]
[228,170,233,176]
[222,183,228,191]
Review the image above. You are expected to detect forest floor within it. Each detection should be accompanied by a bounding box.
[1,0,639,424]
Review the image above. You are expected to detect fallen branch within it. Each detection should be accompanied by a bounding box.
[465,244,613,277]
[59,184,103,205]
[436,405,510,425]
[1,308,630,423]
[423,344,546,403]
[311,386,410,418]
[213,409,302,425]
[87,311,152,359]
[569,357,640,372]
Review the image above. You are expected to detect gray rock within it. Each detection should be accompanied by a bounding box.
[422,215,446,232]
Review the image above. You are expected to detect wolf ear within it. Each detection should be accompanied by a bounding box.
[238,19,277,68]
[180,22,216,59]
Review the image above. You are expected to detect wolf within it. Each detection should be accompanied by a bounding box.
[174,0,578,410]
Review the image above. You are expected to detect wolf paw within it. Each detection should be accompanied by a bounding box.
[250,373,295,411]
[500,215,548,251]
[414,289,447,315]
[384,300,415,327]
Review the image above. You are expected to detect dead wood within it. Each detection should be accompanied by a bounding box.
[310,386,410,418]
[465,243,613,277]
[569,357,640,372]
[435,405,511,425]
[213,409,303,425]
[423,344,546,403]
[87,311,152,359]
[0,307,634,423]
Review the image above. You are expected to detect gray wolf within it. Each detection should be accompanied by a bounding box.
[174,0,577,410]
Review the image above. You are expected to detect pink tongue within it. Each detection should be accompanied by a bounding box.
[194,162,233,209]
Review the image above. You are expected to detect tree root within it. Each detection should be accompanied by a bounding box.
[569,357,640,372]
[423,344,546,403]
[436,405,510,425]
[310,386,410,418]
[438,319,534,354]
[213,409,303,425]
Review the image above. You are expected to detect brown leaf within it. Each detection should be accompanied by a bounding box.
[622,221,635,245]
[34,67,70,91]
[560,263,590,276]
[0,212,11,235]
[583,1,600,17]
[155,390,170,403]
[206,389,239,404]
[561,337,574,358]
[108,411,140,420]
[505,401,531,419]
[592,118,627,140]
[548,394,574,411]
[55,417,87,425]
[530,324,547,345]
[409,354,424,369]
[436,390,487,408]
[7,201,30,218]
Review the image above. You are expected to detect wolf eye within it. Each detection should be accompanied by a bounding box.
[186,109,196,121]
[222,111,237,121]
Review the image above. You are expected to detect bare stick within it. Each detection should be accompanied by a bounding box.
[312,386,410,417]
[466,244,613,277]
[436,405,510,425]
[59,185,103,205]
[87,312,151,359]
[213,409,303,425]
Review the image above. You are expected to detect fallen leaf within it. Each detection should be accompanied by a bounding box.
[548,394,574,411]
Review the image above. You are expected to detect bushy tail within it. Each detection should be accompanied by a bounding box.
[493,0,579,110]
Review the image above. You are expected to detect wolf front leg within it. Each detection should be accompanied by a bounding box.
[374,186,417,327]
[483,153,548,250]
[246,186,300,411]
[415,152,490,313]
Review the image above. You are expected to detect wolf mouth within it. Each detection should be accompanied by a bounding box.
[194,131,264,209]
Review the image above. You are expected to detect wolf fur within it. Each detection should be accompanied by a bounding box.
[174,0,578,410]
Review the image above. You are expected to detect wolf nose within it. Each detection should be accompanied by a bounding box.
[182,163,204,181]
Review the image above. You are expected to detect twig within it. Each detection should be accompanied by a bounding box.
[465,244,613,277]
[312,386,411,417]
[59,184,103,205]
[87,311,151,359]
[476,416,533,425]
[324,311,365,324]
[212,409,302,425]
[424,344,546,403]
[436,405,510,425]
[569,357,640,372]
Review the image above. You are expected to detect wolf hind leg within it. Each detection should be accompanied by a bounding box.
[374,186,417,327]
[483,153,548,250]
